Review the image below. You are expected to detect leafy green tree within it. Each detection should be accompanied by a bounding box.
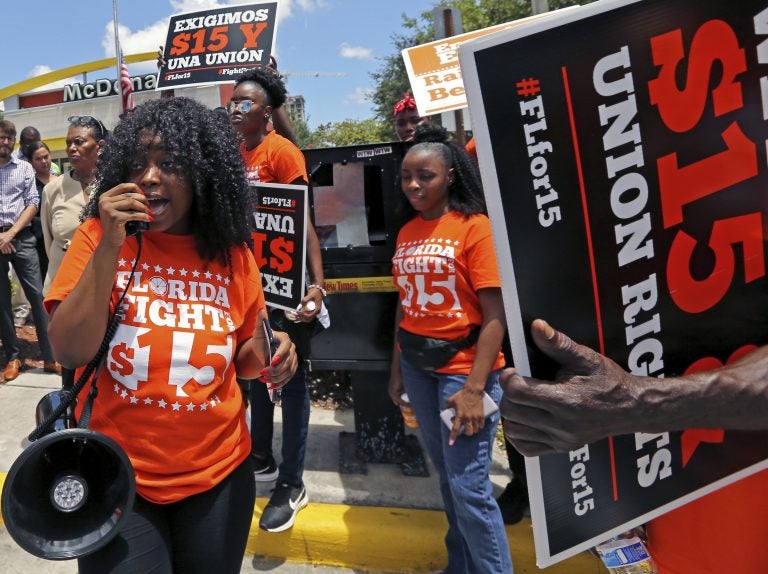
[310,118,390,148]
[369,0,595,130]
[370,14,433,140]
[287,110,322,149]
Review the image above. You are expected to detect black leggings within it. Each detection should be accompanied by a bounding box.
[78,456,255,574]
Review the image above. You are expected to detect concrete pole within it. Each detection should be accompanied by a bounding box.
[441,9,466,146]
[531,0,550,15]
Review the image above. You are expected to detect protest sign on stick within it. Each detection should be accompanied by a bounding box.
[402,8,575,117]
[460,0,768,566]
[249,183,307,312]
[157,2,277,90]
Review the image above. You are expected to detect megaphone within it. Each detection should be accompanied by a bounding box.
[1,391,135,560]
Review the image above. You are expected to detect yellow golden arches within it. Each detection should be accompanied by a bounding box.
[0,52,157,102]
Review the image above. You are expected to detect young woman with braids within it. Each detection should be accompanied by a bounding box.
[397,88,529,524]
[388,124,513,573]
[44,97,298,574]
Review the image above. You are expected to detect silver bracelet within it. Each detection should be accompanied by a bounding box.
[307,284,326,298]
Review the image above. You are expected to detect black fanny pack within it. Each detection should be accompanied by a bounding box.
[397,326,481,371]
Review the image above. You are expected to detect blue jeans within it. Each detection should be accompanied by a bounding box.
[249,361,310,486]
[401,359,513,574]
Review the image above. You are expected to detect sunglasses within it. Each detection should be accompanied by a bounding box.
[226,100,259,114]
[68,115,108,140]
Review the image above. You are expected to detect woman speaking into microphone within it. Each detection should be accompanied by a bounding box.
[44,97,297,574]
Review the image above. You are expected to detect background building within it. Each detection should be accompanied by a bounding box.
[285,95,306,124]
[0,53,306,170]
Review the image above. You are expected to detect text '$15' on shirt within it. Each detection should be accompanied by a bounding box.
[44,219,265,504]
[392,211,505,374]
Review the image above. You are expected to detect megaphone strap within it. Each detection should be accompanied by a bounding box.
[29,236,145,442]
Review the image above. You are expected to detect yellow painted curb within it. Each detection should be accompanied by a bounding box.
[0,471,602,572]
[248,498,604,573]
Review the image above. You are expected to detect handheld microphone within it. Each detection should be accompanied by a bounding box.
[125,221,150,236]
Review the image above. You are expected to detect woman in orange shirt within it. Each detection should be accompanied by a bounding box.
[228,67,325,533]
[388,124,512,573]
[44,97,297,574]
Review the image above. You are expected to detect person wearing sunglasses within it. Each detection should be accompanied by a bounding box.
[0,120,59,381]
[228,67,325,533]
[41,115,107,294]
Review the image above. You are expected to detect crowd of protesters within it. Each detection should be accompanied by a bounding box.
[0,70,530,572]
[3,45,761,572]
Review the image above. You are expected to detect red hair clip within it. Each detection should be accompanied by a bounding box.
[393,92,417,117]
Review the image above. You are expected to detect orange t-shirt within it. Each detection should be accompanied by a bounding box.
[240,130,307,185]
[647,469,768,574]
[392,211,504,374]
[45,219,264,504]
[465,137,477,160]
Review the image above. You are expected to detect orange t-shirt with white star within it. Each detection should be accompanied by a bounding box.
[392,211,505,374]
[45,219,264,504]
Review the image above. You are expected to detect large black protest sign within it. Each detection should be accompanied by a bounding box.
[157,2,277,90]
[460,0,768,566]
[249,183,307,312]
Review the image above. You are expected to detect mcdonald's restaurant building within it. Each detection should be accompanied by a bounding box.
[1,53,235,172]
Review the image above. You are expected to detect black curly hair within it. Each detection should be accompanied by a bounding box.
[234,67,287,108]
[84,97,252,265]
[396,124,486,222]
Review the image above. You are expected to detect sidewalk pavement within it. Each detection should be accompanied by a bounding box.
[0,367,604,573]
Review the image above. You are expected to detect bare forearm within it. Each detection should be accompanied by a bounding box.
[501,320,768,456]
[465,319,505,394]
[306,222,324,285]
[48,242,121,367]
[632,346,768,433]
[272,107,297,144]
[465,289,506,393]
